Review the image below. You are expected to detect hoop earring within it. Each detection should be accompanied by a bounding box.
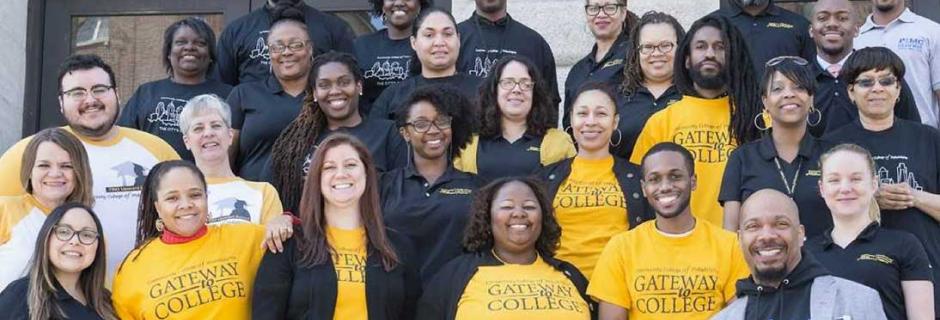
[610,129,623,147]
[564,126,575,143]
[155,219,165,233]
[807,106,822,127]
[754,113,769,131]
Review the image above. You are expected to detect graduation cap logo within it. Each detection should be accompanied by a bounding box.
[111,162,149,187]
[213,197,252,221]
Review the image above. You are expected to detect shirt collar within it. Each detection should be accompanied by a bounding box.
[861,8,916,32]
[471,11,511,27]
[728,0,779,17]
[404,161,459,183]
[756,132,817,161]
[815,52,852,73]
[264,75,286,94]
[819,221,880,247]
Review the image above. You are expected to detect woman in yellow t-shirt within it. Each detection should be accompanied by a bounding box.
[111,160,268,320]
[536,83,651,279]
[252,133,418,320]
[0,128,94,290]
[417,177,595,320]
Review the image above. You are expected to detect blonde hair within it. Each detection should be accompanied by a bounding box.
[819,143,881,222]
[20,128,94,207]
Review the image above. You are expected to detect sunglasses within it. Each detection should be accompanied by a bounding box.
[852,76,898,89]
[765,56,809,67]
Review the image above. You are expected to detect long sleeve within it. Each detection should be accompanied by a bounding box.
[251,239,296,320]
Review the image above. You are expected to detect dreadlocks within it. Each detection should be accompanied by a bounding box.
[269,52,364,213]
[621,11,686,97]
[674,15,762,144]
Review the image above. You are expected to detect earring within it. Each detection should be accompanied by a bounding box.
[807,106,822,127]
[155,219,165,233]
[754,113,769,131]
[609,129,623,147]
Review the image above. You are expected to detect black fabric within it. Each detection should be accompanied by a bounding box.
[117,78,232,161]
[379,164,479,283]
[369,74,482,120]
[456,13,559,106]
[810,59,920,137]
[0,277,108,320]
[611,85,681,160]
[719,133,833,237]
[474,133,544,184]
[353,29,414,115]
[714,2,815,77]
[414,251,596,320]
[737,250,829,320]
[807,222,933,320]
[535,156,653,228]
[563,33,630,124]
[227,76,306,181]
[251,229,419,320]
[825,118,940,309]
[214,4,355,86]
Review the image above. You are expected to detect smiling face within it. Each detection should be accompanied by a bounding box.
[401,101,452,161]
[491,181,543,255]
[570,90,619,155]
[168,25,211,78]
[268,22,312,82]
[586,0,626,41]
[811,0,857,58]
[319,144,367,209]
[638,23,678,83]
[641,151,695,219]
[315,62,362,124]
[686,26,727,91]
[48,208,99,277]
[739,191,805,286]
[384,0,422,30]
[820,150,878,219]
[30,142,76,208]
[848,68,900,122]
[59,68,119,138]
[154,167,208,237]
[183,110,233,164]
[497,61,534,123]
[411,12,459,74]
[762,72,812,127]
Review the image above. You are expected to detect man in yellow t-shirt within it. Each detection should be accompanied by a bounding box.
[630,15,762,226]
[0,55,179,279]
[590,142,750,320]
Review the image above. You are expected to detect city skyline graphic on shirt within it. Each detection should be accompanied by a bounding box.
[146,97,189,131]
[876,162,924,191]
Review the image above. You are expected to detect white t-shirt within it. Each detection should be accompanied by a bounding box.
[206,176,282,225]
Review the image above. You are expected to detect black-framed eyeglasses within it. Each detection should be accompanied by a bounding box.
[60,85,113,101]
[765,55,809,67]
[852,76,898,89]
[498,78,535,91]
[268,41,308,54]
[52,225,99,245]
[584,3,624,16]
[637,41,675,55]
[407,116,453,133]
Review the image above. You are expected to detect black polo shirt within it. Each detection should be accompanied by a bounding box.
[0,277,106,320]
[806,222,933,320]
[368,74,482,120]
[227,76,305,181]
[214,4,355,86]
[353,29,414,115]
[720,132,833,237]
[117,78,232,162]
[714,1,814,77]
[379,164,478,283]
[456,13,559,106]
[825,118,940,307]
[563,33,630,123]
[475,133,544,184]
[811,58,921,137]
[611,85,681,160]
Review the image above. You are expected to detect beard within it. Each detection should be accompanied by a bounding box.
[739,0,770,7]
[689,62,727,91]
[875,1,897,13]
[476,0,506,14]
[754,263,788,286]
[69,107,117,138]
[655,198,691,219]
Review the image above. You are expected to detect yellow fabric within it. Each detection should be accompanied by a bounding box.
[552,156,628,279]
[111,224,265,320]
[0,194,52,290]
[630,96,737,226]
[328,226,369,320]
[453,128,576,174]
[453,135,480,173]
[0,194,50,244]
[455,256,591,320]
[587,220,750,320]
[206,176,283,224]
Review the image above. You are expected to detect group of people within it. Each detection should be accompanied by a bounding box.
[0,0,939,319]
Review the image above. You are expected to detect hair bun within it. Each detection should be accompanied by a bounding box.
[271,3,306,25]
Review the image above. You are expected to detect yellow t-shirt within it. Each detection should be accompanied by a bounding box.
[455,256,591,320]
[111,224,265,320]
[630,96,737,226]
[587,220,750,320]
[206,177,283,225]
[328,226,368,320]
[0,194,51,290]
[552,156,628,278]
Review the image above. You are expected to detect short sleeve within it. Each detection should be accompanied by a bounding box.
[0,138,31,196]
[898,232,933,281]
[259,183,284,224]
[130,131,180,161]
[724,238,751,302]
[718,149,745,204]
[629,110,666,165]
[586,234,632,309]
[227,87,246,130]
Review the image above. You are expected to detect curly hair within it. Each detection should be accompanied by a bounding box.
[395,84,477,159]
[462,177,562,257]
[621,11,686,97]
[478,55,556,139]
[368,0,433,18]
[162,17,217,76]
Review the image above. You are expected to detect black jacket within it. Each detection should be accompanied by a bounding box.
[252,230,419,320]
[415,251,596,320]
[736,249,830,320]
[535,157,653,228]
[0,277,110,320]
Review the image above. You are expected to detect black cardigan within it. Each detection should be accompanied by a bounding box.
[252,230,419,320]
[415,251,597,320]
[535,156,653,228]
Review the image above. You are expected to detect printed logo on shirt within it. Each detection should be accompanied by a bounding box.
[480,278,588,313]
[872,155,924,190]
[631,266,723,314]
[666,99,680,106]
[526,146,541,152]
[147,259,247,319]
[672,124,735,164]
[364,55,411,86]
[209,197,253,224]
[897,37,926,51]
[249,31,272,66]
[858,253,895,265]
[766,22,794,29]
[105,161,149,192]
[439,188,473,195]
[555,180,626,209]
[806,170,821,177]
[469,49,518,78]
[146,97,190,133]
[333,250,367,283]
[602,59,624,69]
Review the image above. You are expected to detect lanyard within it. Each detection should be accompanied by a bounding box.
[774,157,803,195]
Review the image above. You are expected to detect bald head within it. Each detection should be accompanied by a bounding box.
[738,189,805,288]
[740,189,800,225]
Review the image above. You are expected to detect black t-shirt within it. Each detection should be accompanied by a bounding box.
[563,33,630,122]
[215,4,355,86]
[714,4,814,77]
[369,74,482,120]
[227,76,306,181]
[379,165,478,283]
[0,277,107,320]
[117,78,233,161]
[612,85,681,160]
[720,133,833,237]
[456,13,559,105]
[353,29,414,115]
[474,133,544,184]
[825,118,940,307]
[807,222,933,320]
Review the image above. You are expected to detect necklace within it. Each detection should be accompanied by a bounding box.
[773,157,803,195]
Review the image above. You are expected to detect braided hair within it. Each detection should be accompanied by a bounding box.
[270,52,364,213]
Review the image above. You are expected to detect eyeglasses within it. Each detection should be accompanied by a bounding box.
[498,78,535,91]
[853,76,898,89]
[584,3,624,16]
[60,85,113,101]
[268,41,308,54]
[765,55,809,67]
[407,116,453,133]
[52,225,99,245]
[637,41,675,55]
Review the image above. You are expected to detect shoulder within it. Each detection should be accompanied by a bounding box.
[354,30,385,46]
[117,127,179,159]
[543,128,573,144]
[204,79,234,93]
[305,6,349,30]
[223,8,266,34]
[217,223,265,238]
[877,227,925,249]
[820,275,879,295]
[536,157,573,178]
[775,6,810,25]
[511,19,548,41]
[700,220,739,242]
[0,277,29,297]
